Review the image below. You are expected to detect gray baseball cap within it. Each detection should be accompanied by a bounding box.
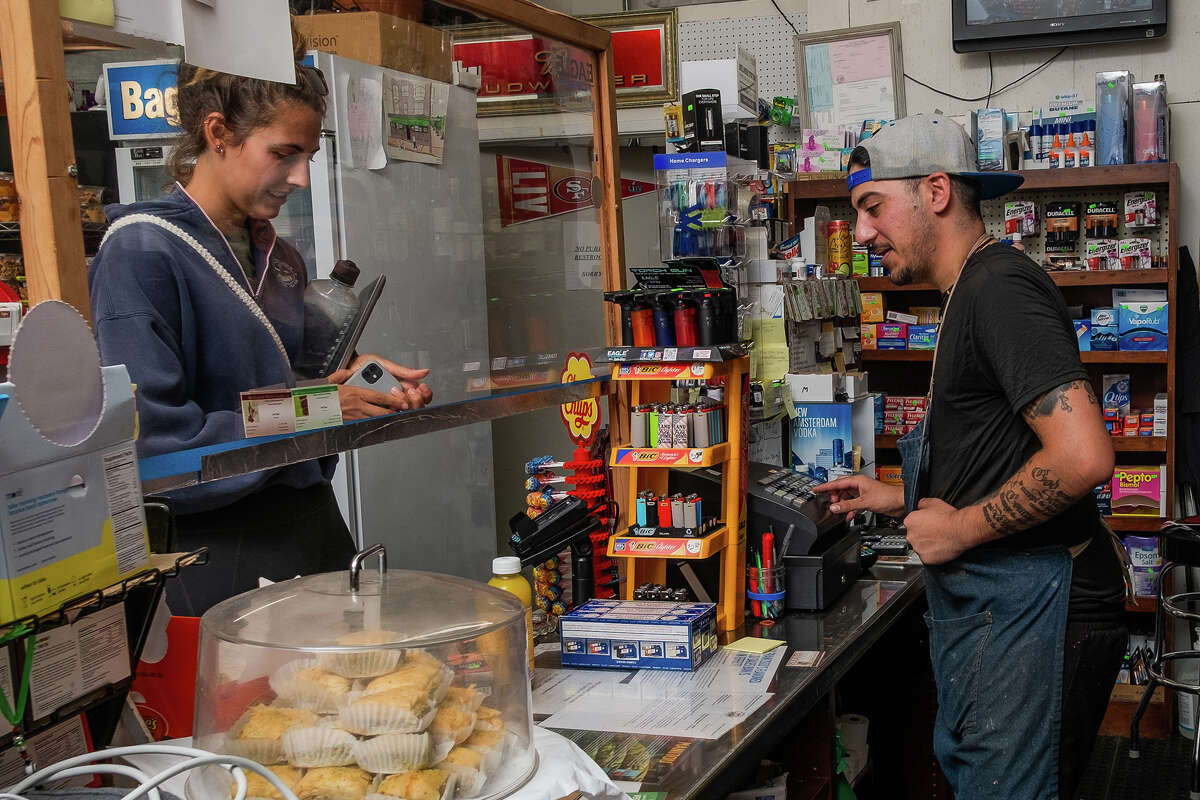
[847,113,1024,200]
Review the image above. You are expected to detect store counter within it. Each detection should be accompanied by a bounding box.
[534,563,926,800]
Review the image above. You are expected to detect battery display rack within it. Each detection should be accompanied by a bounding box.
[607,353,749,631]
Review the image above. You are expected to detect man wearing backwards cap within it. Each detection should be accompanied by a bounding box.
[815,114,1127,799]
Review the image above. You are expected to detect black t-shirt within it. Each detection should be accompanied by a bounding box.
[926,243,1124,616]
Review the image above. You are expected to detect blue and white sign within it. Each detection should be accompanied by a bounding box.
[652,152,727,171]
[102,60,180,141]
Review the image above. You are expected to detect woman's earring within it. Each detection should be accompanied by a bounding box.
[215,144,224,154]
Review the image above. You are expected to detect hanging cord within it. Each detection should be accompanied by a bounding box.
[0,625,35,730]
[905,47,1067,104]
[769,0,801,38]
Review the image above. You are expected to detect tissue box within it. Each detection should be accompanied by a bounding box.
[560,599,718,671]
[1119,301,1168,350]
[1073,319,1092,351]
[1110,466,1166,517]
[907,325,938,350]
[1090,308,1119,351]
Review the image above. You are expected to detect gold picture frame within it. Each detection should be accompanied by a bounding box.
[451,8,678,116]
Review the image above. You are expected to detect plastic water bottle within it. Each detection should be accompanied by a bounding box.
[295,259,360,378]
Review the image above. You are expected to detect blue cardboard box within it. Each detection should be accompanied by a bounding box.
[559,599,718,671]
[907,324,938,350]
[1073,319,1092,352]
[1090,308,1118,351]
[1119,301,1168,351]
[791,402,854,472]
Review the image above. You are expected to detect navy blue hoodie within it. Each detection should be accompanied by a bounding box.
[89,185,335,514]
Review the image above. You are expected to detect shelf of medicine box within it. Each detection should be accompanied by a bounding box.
[606,526,728,560]
[854,269,1170,293]
[860,350,933,362]
[877,434,1168,453]
[0,550,208,752]
[1104,516,1165,533]
[785,163,1175,200]
[610,443,730,468]
[602,343,748,364]
[1081,352,1168,364]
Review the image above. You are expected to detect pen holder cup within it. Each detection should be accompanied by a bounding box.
[746,565,786,620]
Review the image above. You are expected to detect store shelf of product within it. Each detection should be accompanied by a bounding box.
[1081,351,1168,364]
[611,362,721,381]
[860,350,933,362]
[785,163,1173,200]
[1111,437,1168,452]
[1105,516,1164,533]
[606,527,728,560]
[855,269,1170,293]
[610,443,730,468]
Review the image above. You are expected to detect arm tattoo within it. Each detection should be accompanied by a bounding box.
[1022,379,1099,422]
[979,463,1075,535]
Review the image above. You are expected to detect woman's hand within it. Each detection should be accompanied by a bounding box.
[328,354,434,418]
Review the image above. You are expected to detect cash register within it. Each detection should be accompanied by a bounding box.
[670,461,861,611]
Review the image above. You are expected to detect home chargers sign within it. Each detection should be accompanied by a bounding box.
[497,156,655,227]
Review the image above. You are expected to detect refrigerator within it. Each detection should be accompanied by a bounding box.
[115,53,498,579]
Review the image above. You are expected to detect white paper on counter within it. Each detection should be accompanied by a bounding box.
[541,690,771,740]
[533,649,783,716]
[181,0,294,84]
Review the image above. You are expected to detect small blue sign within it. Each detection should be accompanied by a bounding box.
[103,60,180,141]
[653,152,727,171]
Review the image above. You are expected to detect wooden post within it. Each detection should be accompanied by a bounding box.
[0,1,90,319]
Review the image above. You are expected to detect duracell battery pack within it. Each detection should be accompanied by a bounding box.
[682,89,724,152]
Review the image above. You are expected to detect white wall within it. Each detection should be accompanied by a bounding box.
[806,0,1200,260]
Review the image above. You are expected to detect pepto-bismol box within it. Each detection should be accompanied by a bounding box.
[559,599,718,671]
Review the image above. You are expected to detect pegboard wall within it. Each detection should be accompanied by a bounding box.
[679,14,806,145]
[814,184,1171,267]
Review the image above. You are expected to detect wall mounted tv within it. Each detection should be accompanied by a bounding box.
[952,0,1167,53]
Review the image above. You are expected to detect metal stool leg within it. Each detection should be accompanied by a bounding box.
[1129,677,1159,758]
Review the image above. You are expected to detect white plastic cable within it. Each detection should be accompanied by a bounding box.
[4,744,298,800]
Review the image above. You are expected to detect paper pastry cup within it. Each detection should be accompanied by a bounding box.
[270,659,354,714]
[366,772,457,800]
[321,644,404,679]
[223,708,291,765]
[462,733,510,777]
[402,651,455,703]
[339,701,436,736]
[352,732,432,774]
[282,724,358,767]
[441,766,485,799]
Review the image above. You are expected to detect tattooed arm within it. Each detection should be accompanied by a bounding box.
[904,379,1115,564]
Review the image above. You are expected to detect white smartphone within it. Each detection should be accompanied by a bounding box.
[345,359,405,397]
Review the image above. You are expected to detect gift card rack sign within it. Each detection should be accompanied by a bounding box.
[605,263,749,630]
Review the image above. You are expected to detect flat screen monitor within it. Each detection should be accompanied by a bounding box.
[952,0,1167,53]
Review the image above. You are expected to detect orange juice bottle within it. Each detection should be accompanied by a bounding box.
[488,557,534,679]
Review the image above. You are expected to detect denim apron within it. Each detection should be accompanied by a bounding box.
[901,239,1072,800]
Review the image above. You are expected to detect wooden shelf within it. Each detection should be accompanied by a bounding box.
[1112,437,1168,452]
[855,269,1170,293]
[876,434,900,449]
[1101,683,1168,738]
[1081,351,1168,364]
[860,350,933,362]
[786,163,1174,200]
[607,527,727,560]
[1105,516,1164,532]
[1126,596,1159,613]
[610,443,729,468]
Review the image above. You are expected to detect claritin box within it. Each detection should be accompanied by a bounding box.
[559,599,718,671]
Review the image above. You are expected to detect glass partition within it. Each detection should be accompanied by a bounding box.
[55,1,627,573]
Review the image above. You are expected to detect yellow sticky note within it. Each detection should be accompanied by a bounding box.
[725,637,786,654]
[60,0,114,26]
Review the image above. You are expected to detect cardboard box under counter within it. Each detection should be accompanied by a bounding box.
[559,599,718,671]
[294,11,453,83]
